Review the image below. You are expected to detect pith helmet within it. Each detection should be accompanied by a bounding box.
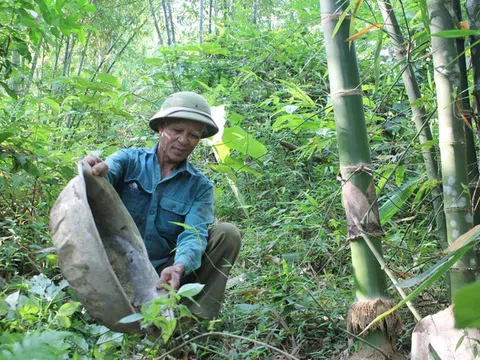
[149,91,219,138]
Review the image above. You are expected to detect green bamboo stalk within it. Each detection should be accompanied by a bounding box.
[427,0,477,300]
[453,0,480,226]
[321,1,403,358]
[377,0,447,247]
[466,0,480,115]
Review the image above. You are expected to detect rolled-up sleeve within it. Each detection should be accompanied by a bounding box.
[174,183,214,274]
[105,150,129,186]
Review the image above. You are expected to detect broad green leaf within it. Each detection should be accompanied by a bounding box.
[77,28,86,44]
[118,313,143,324]
[83,4,97,12]
[44,98,60,113]
[97,73,120,87]
[0,81,18,99]
[5,291,20,310]
[211,163,237,182]
[177,283,205,297]
[0,331,73,359]
[453,282,480,328]
[379,179,420,225]
[55,0,66,12]
[58,302,81,317]
[153,317,177,343]
[57,316,71,328]
[222,126,267,159]
[0,131,14,144]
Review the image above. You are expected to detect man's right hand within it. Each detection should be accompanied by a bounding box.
[83,155,109,177]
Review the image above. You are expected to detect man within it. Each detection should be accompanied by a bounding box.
[84,91,241,320]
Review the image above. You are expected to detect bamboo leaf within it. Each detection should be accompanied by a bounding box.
[350,0,365,38]
[346,23,382,42]
[445,225,480,253]
[395,166,405,187]
[432,29,480,38]
[331,2,355,39]
[379,179,420,225]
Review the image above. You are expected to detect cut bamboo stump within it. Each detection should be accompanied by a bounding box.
[50,161,166,333]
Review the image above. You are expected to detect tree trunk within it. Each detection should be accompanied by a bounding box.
[377,0,447,247]
[53,34,64,74]
[466,0,480,137]
[148,0,164,45]
[62,35,70,76]
[253,0,258,25]
[161,0,171,45]
[168,0,175,43]
[453,0,480,226]
[208,0,213,34]
[320,0,403,358]
[427,0,477,300]
[26,37,43,91]
[77,31,91,76]
[200,0,204,44]
[66,37,76,76]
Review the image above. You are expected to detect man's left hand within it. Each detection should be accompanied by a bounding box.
[157,264,185,291]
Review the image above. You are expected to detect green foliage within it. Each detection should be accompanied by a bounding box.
[453,282,480,328]
[1,0,477,357]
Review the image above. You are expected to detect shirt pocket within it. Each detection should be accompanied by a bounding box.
[157,197,192,239]
[121,181,151,222]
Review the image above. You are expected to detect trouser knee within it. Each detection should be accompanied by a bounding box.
[209,222,241,253]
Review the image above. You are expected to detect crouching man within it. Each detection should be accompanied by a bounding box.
[84,91,241,319]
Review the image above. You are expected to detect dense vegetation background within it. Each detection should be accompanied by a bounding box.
[1,0,479,358]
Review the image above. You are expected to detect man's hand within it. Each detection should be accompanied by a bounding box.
[83,155,109,177]
[157,264,185,291]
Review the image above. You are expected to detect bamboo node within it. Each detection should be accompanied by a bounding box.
[443,207,471,213]
[321,13,351,24]
[450,266,476,272]
[331,88,363,99]
[339,164,374,177]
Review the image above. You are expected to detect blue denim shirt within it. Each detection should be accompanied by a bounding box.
[105,144,214,274]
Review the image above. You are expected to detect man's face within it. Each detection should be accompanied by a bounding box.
[158,119,204,164]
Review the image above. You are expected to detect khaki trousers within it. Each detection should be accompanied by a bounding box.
[156,222,241,319]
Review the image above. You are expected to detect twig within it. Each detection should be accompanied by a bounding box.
[157,331,301,360]
[354,220,422,321]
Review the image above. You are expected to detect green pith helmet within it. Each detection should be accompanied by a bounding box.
[149,91,219,138]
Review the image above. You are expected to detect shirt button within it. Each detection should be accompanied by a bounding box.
[146,236,151,240]
[150,210,154,215]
